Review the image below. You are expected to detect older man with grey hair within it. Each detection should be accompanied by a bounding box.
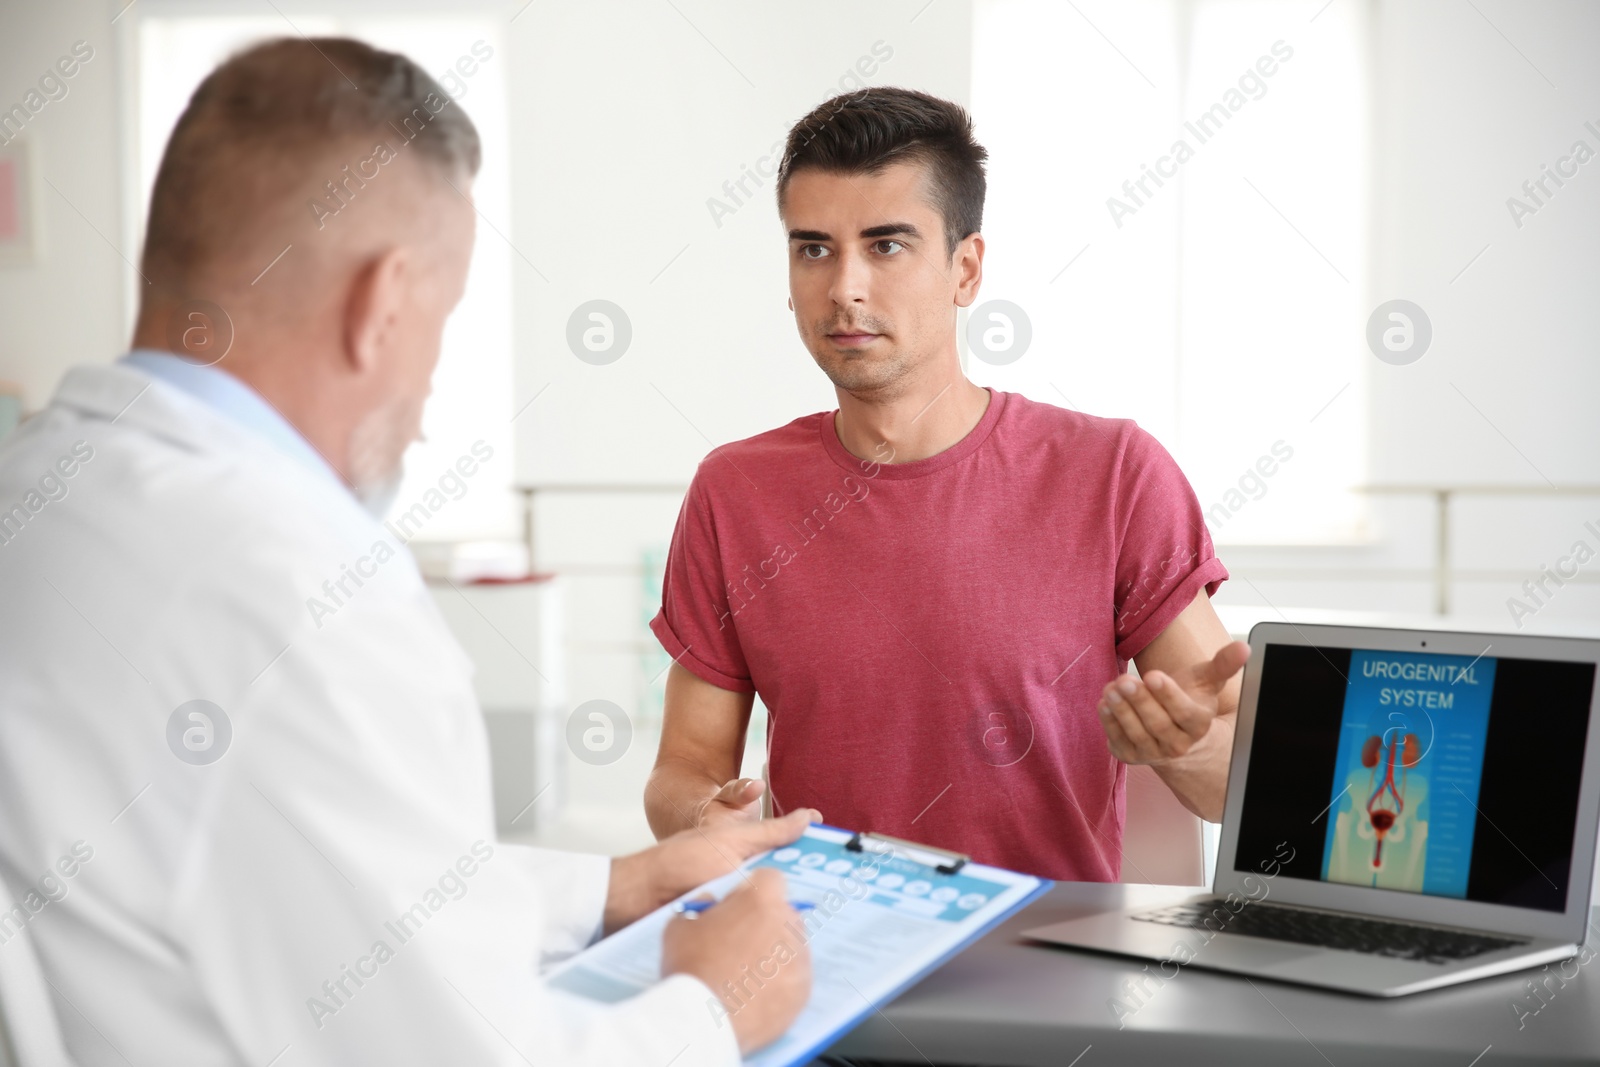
[0,37,811,1065]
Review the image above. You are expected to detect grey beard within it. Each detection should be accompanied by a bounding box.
[346,395,418,521]
[353,466,404,520]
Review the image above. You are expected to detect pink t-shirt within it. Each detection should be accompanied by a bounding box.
[650,388,1227,881]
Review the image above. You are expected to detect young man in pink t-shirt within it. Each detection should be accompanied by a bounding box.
[645,88,1250,882]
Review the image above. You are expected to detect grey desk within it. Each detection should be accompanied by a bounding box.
[827,883,1600,1066]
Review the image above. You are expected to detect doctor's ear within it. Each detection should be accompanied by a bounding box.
[344,246,412,375]
[787,298,793,311]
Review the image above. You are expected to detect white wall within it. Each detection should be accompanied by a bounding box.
[0,0,126,408]
[1214,0,1600,630]
[505,0,973,483]
[1367,0,1600,487]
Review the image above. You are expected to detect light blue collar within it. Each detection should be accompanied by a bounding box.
[119,349,344,489]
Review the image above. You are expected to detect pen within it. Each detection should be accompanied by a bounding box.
[676,899,815,916]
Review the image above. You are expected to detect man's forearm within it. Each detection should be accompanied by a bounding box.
[1150,714,1234,822]
[644,757,723,838]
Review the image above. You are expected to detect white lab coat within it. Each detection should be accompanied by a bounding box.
[0,364,738,1066]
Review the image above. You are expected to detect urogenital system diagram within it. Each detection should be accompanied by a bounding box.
[1325,721,1434,892]
[1319,649,1495,898]
[1360,730,1421,870]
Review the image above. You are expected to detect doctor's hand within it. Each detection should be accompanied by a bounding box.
[604,805,820,935]
[661,867,812,1054]
[696,777,766,828]
[1099,641,1250,765]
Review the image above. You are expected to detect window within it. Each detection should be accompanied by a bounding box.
[970,0,1368,543]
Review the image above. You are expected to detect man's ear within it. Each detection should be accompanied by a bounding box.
[344,246,411,374]
[953,232,985,309]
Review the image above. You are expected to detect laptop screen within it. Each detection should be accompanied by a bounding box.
[1231,643,1596,912]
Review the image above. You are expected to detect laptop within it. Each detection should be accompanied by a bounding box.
[1025,621,1600,996]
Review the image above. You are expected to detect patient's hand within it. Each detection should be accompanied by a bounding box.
[605,805,819,934]
[1098,642,1250,765]
[696,777,766,828]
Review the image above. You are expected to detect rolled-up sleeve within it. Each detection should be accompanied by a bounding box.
[1110,424,1229,661]
[649,472,757,693]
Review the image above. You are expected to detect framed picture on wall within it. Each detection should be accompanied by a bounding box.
[0,137,41,267]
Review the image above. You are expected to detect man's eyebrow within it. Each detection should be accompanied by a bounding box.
[860,222,921,240]
[786,222,924,242]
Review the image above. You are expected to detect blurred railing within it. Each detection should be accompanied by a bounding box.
[1351,485,1600,615]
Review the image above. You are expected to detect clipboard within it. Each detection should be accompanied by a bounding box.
[545,823,1053,1067]
[843,829,970,873]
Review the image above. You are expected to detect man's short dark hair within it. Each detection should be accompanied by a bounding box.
[142,37,480,294]
[775,87,987,260]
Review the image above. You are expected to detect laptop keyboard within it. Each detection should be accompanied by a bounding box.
[1133,900,1527,964]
